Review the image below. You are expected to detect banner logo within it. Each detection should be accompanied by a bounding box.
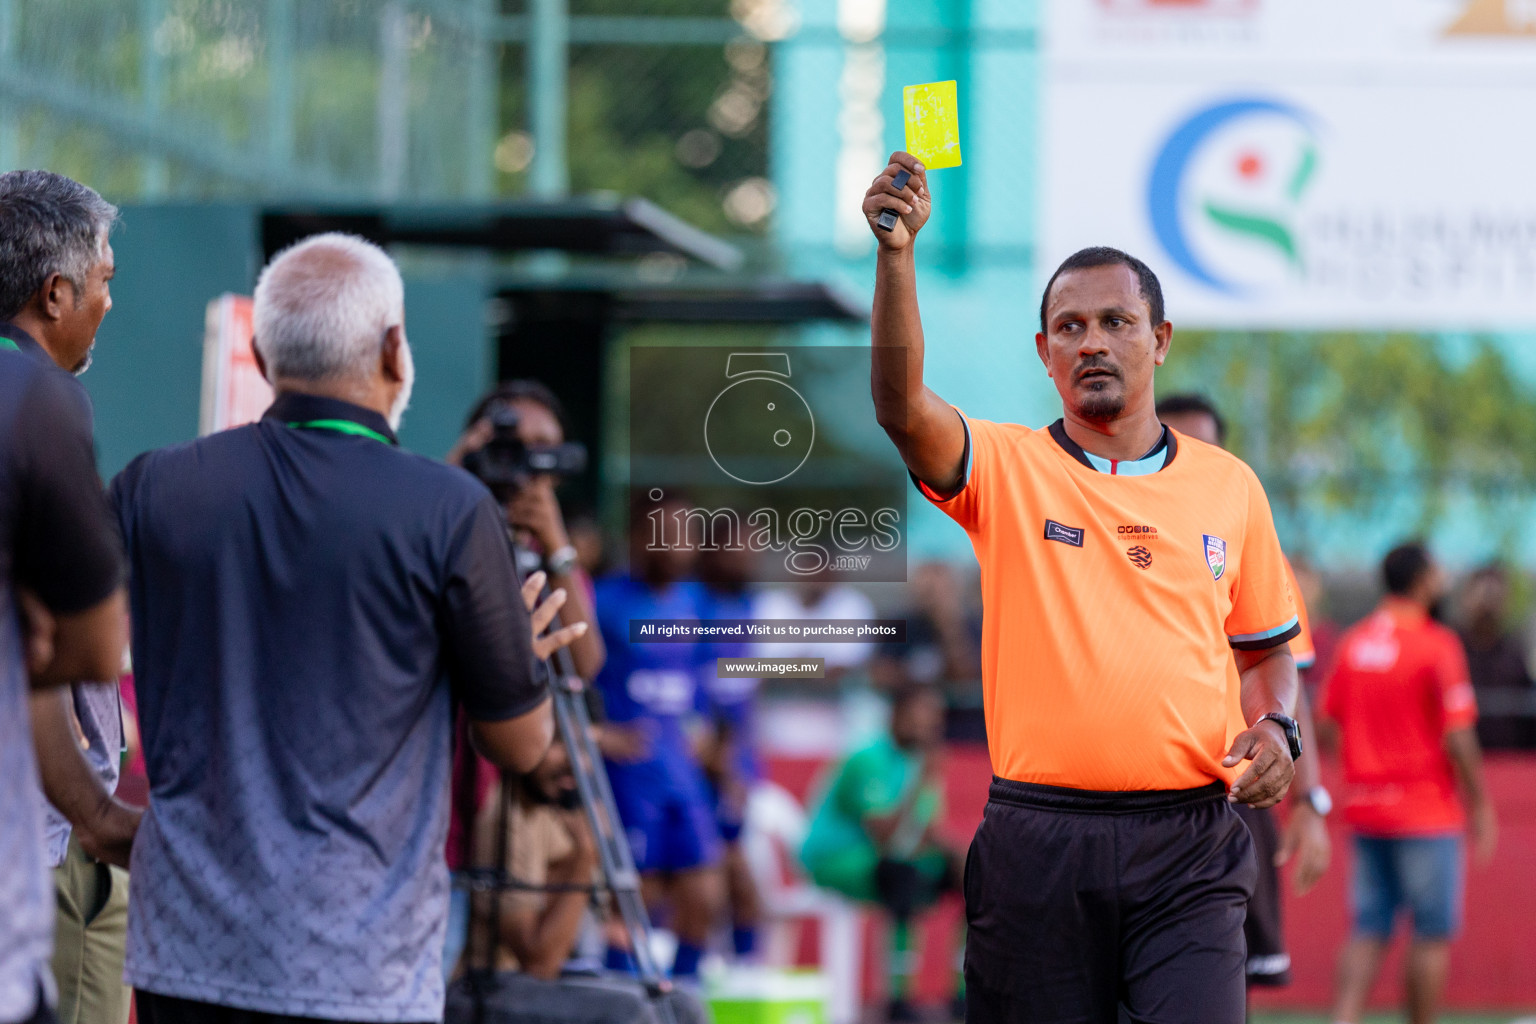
[1148,97,1320,296]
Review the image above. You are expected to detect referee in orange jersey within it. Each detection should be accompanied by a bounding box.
[864,153,1304,1024]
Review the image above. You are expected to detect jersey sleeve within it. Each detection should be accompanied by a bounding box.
[13,369,124,613]
[440,494,548,722]
[912,410,994,533]
[1433,632,1478,734]
[1224,467,1300,652]
[1283,557,1316,669]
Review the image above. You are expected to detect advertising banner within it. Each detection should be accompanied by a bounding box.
[1042,0,1536,328]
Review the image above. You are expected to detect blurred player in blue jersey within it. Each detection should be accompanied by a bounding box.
[594,494,722,982]
[696,546,765,961]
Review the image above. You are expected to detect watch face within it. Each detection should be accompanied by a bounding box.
[704,375,816,485]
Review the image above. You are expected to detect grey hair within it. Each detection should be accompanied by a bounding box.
[252,232,405,384]
[0,170,118,321]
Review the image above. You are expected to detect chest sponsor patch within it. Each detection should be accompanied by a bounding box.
[1044,519,1084,547]
[1204,534,1227,580]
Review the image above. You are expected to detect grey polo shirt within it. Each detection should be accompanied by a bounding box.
[41,681,122,866]
[112,392,546,1022]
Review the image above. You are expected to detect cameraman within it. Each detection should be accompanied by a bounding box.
[448,381,605,681]
[444,381,606,979]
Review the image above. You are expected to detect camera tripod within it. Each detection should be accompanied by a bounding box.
[456,542,679,1024]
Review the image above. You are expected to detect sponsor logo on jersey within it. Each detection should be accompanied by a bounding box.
[1044,519,1085,547]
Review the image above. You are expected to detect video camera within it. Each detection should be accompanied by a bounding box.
[461,403,587,499]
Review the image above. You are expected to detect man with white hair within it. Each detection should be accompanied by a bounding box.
[110,233,576,1024]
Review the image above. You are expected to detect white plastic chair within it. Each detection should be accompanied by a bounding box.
[740,781,864,1024]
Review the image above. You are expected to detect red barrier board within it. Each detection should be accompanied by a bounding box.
[767,747,1536,1012]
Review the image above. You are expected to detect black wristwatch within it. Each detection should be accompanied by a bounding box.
[1257,712,1303,761]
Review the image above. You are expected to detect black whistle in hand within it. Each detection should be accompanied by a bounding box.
[876,169,912,232]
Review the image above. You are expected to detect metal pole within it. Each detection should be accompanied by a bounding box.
[377,2,410,199]
[527,0,568,197]
[267,0,295,179]
[464,0,496,198]
[140,0,167,195]
[0,0,18,172]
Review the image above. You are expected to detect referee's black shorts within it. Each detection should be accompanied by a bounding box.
[963,777,1257,1024]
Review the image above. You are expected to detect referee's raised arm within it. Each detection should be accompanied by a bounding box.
[865,150,967,495]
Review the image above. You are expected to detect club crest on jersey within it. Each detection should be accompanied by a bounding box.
[1204,534,1227,580]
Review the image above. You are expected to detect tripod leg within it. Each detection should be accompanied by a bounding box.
[548,660,680,1024]
[509,539,681,1024]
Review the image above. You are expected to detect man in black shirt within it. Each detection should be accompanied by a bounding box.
[0,169,132,1024]
[0,283,128,1024]
[114,233,566,1024]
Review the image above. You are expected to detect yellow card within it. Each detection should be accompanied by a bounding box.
[903,80,962,170]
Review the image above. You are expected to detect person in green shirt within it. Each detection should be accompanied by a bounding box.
[800,684,963,1022]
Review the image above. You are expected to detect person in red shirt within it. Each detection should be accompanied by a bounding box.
[1319,542,1496,1024]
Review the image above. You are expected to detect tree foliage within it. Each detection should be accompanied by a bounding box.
[5,0,770,236]
[1160,331,1536,554]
